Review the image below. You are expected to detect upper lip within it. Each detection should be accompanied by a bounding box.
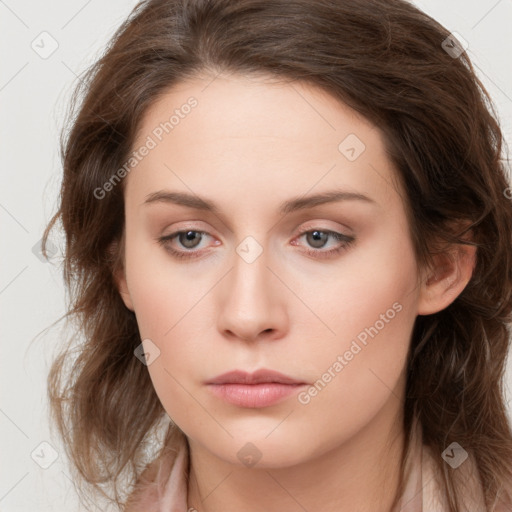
[205,369,306,385]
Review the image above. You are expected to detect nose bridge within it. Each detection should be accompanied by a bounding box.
[216,234,286,341]
[231,235,276,311]
[241,242,268,284]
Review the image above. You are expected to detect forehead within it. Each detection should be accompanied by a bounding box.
[126,73,401,211]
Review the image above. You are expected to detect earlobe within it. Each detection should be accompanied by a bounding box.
[115,269,135,312]
[109,238,135,312]
[417,239,477,316]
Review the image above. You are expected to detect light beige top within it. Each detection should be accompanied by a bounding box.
[124,416,505,511]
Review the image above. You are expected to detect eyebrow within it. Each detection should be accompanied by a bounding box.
[143,188,377,215]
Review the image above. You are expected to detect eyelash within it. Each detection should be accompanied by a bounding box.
[157,228,356,261]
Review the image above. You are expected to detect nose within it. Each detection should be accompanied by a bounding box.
[216,245,289,343]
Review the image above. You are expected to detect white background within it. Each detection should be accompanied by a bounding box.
[1,0,512,510]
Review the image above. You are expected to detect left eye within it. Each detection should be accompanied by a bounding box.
[157,228,355,260]
[157,230,212,258]
[169,230,206,250]
[298,229,347,249]
[293,229,356,258]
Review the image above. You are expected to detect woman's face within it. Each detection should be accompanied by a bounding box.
[118,72,425,468]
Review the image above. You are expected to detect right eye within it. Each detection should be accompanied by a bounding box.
[157,230,219,260]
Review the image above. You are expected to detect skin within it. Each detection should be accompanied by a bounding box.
[116,72,476,512]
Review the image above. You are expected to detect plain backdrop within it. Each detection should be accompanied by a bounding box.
[1,0,512,510]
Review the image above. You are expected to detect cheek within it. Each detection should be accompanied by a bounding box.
[299,224,417,348]
[293,229,418,411]
[124,232,199,337]
[124,240,211,430]
[124,234,215,383]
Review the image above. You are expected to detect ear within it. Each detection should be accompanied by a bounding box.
[109,239,135,312]
[417,224,477,316]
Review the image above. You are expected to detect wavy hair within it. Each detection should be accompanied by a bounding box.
[42,0,512,510]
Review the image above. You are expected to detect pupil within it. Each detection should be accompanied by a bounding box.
[181,231,200,248]
[310,230,327,248]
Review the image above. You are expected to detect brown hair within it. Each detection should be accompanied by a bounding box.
[43,0,512,510]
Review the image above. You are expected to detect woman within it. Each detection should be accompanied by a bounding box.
[43,0,512,510]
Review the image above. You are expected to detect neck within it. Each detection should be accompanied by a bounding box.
[186,396,406,512]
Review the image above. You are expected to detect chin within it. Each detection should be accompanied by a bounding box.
[200,430,320,470]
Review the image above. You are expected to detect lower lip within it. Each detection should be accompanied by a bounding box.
[206,383,306,408]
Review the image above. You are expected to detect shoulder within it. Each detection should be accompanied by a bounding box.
[123,457,165,512]
[123,436,189,512]
[422,442,498,511]
[398,415,499,512]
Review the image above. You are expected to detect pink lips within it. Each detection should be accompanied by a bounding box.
[205,369,307,408]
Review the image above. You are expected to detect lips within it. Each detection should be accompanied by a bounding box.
[204,369,308,408]
[204,369,306,385]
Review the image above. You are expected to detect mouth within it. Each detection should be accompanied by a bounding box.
[204,369,308,408]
